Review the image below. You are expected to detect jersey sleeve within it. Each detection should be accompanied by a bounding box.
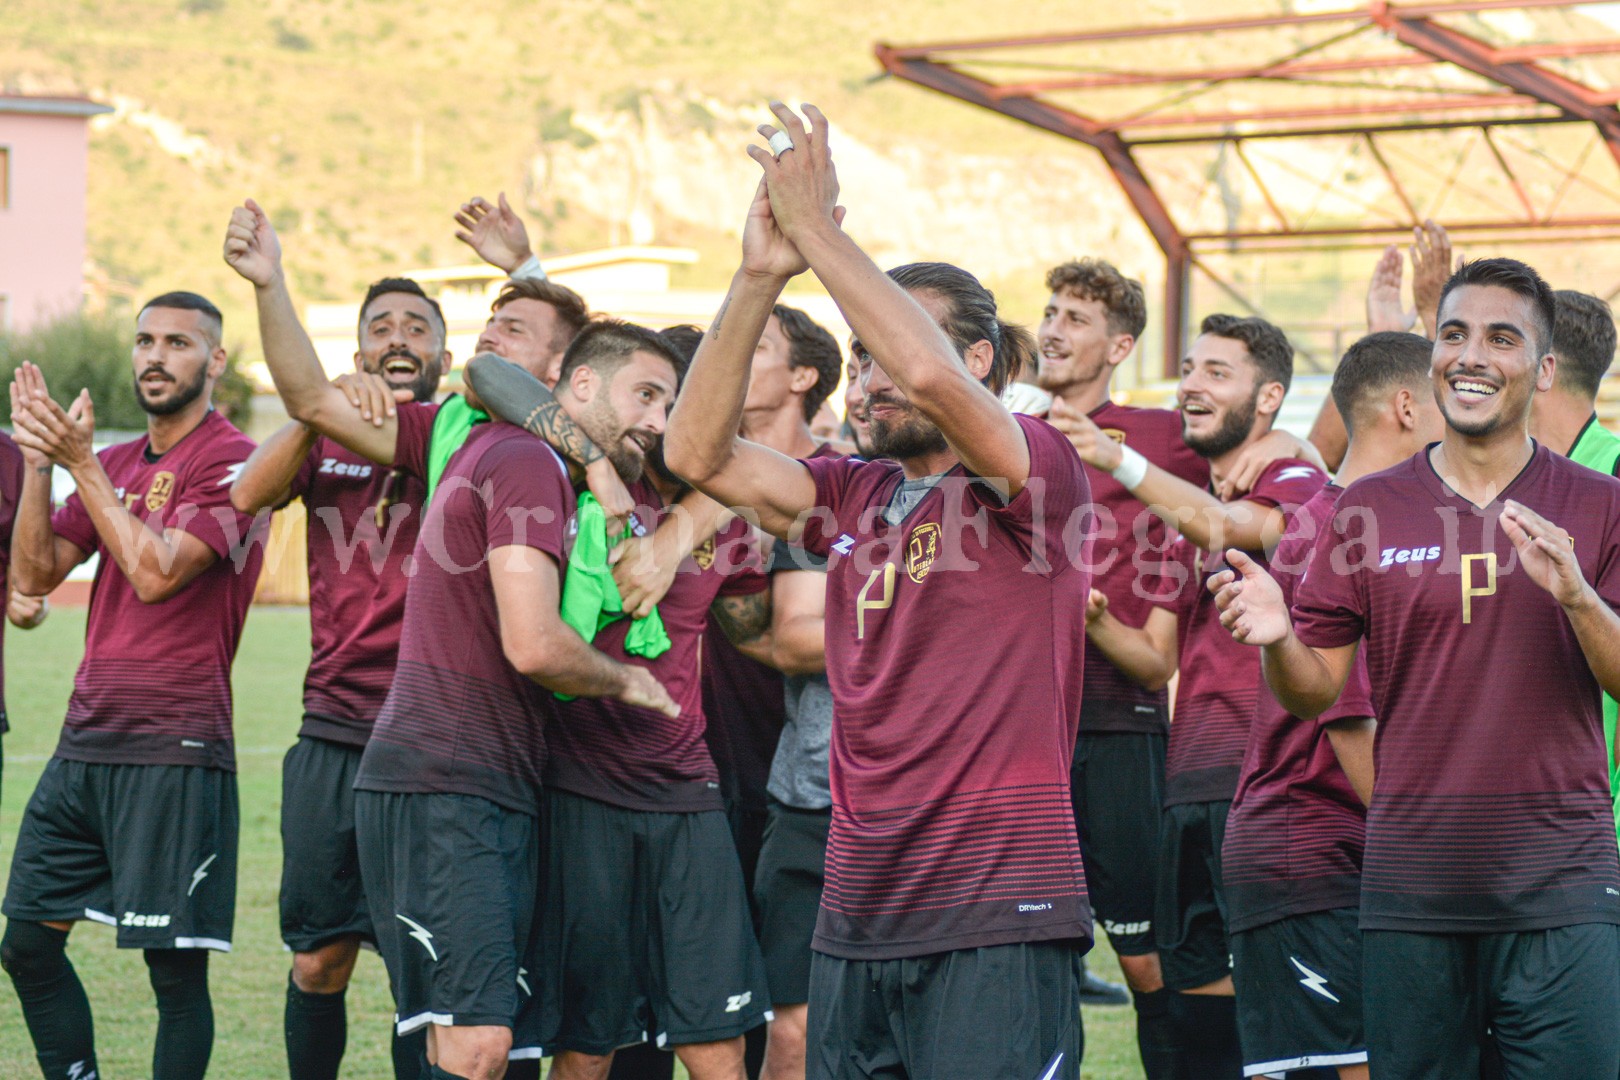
[284,442,320,504]
[1145,536,1199,617]
[712,518,771,596]
[170,436,260,560]
[392,401,439,480]
[1248,459,1328,512]
[1291,503,1370,650]
[484,440,570,560]
[800,453,865,559]
[963,414,1091,570]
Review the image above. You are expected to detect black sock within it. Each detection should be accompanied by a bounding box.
[392,1025,430,1080]
[1167,991,1242,1079]
[0,921,99,1080]
[285,972,347,1080]
[609,1041,675,1080]
[145,948,213,1080]
[430,1066,468,1080]
[1133,987,1177,1080]
[505,1059,540,1080]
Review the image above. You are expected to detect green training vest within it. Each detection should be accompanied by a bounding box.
[1567,415,1620,850]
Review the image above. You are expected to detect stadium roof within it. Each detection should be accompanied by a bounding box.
[876,1,1620,373]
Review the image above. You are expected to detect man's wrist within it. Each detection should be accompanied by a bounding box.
[1563,580,1600,616]
[1109,445,1148,489]
[509,253,543,279]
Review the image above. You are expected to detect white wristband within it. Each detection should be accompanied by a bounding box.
[1109,444,1149,490]
[510,254,546,281]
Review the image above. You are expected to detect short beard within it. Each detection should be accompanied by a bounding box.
[870,406,949,460]
[1036,350,1106,393]
[368,349,442,404]
[1439,399,1510,438]
[135,365,209,417]
[1183,389,1259,460]
[579,395,646,484]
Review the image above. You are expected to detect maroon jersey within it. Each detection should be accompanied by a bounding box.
[1081,401,1209,733]
[1153,457,1327,806]
[355,423,571,816]
[547,483,748,813]
[1292,444,1620,932]
[701,562,782,814]
[288,436,427,746]
[1222,482,1370,933]
[798,414,1093,960]
[0,432,25,732]
[50,411,263,770]
[391,399,447,480]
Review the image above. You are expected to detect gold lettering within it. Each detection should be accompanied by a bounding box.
[1461,552,1497,624]
[855,563,895,640]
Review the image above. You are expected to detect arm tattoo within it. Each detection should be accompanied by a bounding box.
[522,399,603,466]
[711,590,771,646]
[710,297,730,337]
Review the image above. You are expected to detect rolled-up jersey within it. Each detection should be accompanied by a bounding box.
[1292,444,1620,932]
[50,410,264,771]
[547,484,751,813]
[1079,402,1208,734]
[1152,458,1327,805]
[356,422,571,816]
[1222,481,1370,934]
[799,414,1093,960]
[288,435,429,746]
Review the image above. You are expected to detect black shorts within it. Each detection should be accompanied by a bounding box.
[1070,731,1164,956]
[354,789,542,1060]
[540,789,771,1054]
[3,758,238,951]
[1154,799,1232,991]
[724,796,772,905]
[280,735,372,952]
[1364,924,1620,1079]
[1231,908,1365,1077]
[806,941,1084,1080]
[755,800,830,1007]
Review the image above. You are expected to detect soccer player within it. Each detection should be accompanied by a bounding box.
[1,427,50,798]
[3,293,265,1080]
[1222,331,1443,1080]
[836,354,872,457]
[1034,258,1206,1076]
[665,103,1093,1080]
[356,319,683,1080]
[1213,257,1620,1077]
[1533,289,1620,850]
[1054,311,1325,1075]
[229,275,451,1080]
[463,336,774,1080]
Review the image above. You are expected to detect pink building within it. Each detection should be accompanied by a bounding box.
[0,95,112,333]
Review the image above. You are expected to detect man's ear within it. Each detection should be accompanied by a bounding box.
[1537,351,1557,395]
[1255,379,1286,419]
[1105,333,1136,370]
[963,339,994,381]
[788,364,818,395]
[208,345,229,381]
[352,350,366,374]
[1394,386,1416,432]
[565,361,597,403]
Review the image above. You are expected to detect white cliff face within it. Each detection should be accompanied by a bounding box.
[527,90,1159,278]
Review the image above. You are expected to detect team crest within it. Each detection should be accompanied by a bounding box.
[1101,427,1127,444]
[692,537,716,570]
[906,522,940,584]
[145,472,176,513]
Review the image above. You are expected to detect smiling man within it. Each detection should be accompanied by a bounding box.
[1211,258,1620,1077]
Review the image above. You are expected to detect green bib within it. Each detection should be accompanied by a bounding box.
[425,394,488,503]
[1566,415,1620,850]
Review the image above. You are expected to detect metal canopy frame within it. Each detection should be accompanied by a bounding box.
[875,1,1620,376]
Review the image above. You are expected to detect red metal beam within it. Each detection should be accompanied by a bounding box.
[1129,112,1573,144]
[875,46,1191,376]
[1184,214,1620,241]
[1095,93,1560,133]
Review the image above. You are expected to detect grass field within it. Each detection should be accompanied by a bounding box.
[0,606,1142,1078]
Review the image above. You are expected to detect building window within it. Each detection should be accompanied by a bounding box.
[0,146,8,209]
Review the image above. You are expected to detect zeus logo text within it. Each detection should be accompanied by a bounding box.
[1379,545,1441,568]
[724,992,753,1013]
[319,458,374,479]
[121,911,171,928]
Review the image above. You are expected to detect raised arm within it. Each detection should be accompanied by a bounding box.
[1208,549,1358,719]
[1050,398,1286,555]
[1084,590,1179,692]
[224,199,400,465]
[755,104,1031,497]
[231,420,317,514]
[491,544,677,715]
[662,179,822,540]
[8,372,87,595]
[454,193,539,277]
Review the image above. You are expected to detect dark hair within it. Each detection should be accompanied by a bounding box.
[557,319,686,387]
[772,304,843,423]
[139,291,223,348]
[1198,313,1294,393]
[1044,258,1148,339]
[1437,257,1556,357]
[887,262,1034,397]
[657,324,704,366]
[493,278,591,354]
[357,277,446,346]
[1551,290,1616,400]
[1330,331,1434,437]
